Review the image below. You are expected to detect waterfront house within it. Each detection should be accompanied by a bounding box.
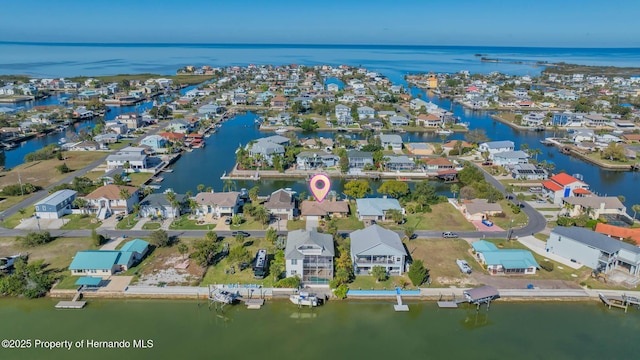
[389,115,409,126]
[462,199,503,221]
[67,141,103,151]
[84,185,140,220]
[140,135,168,151]
[424,157,455,172]
[595,223,640,246]
[264,189,297,220]
[194,191,241,219]
[442,140,473,155]
[355,198,404,223]
[492,150,530,166]
[300,200,349,220]
[410,98,430,110]
[285,229,334,284]
[511,163,548,180]
[478,141,515,158]
[335,104,350,119]
[327,83,339,92]
[416,113,443,127]
[542,173,589,204]
[572,129,595,143]
[105,121,128,135]
[270,96,288,110]
[296,151,339,170]
[166,119,190,134]
[120,239,150,262]
[158,132,186,143]
[248,138,286,166]
[385,155,416,171]
[350,224,407,276]
[139,193,187,219]
[513,88,529,99]
[522,113,546,127]
[116,113,143,131]
[94,133,120,144]
[561,196,629,221]
[69,250,135,277]
[105,146,149,171]
[547,227,640,276]
[472,240,538,275]
[347,150,374,169]
[34,190,77,219]
[585,114,611,127]
[357,106,376,119]
[379,134,403,150]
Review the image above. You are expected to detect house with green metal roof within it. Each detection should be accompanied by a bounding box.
[472,240,539,275]
[69,249,137,277]
[120,239,150,261]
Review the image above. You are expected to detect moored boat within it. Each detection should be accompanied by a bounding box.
[290,292,324,307]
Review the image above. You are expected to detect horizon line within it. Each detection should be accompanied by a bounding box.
[1,40,639,50]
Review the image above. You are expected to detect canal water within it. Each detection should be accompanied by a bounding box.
[0,298,638,360]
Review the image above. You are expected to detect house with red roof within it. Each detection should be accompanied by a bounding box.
[542,173,589,204]
[595,223,640,245]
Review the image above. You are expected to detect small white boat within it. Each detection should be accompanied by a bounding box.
[436,129,453,135]
[58,137,67,145]
[210,289,240,304]
[275,127,289,134]
[290,292,324,307]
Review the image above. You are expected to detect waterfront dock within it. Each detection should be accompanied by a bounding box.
[55,291,86,309]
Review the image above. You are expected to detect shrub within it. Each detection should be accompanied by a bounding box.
[274,276,301,288]
[371,266,388,282]
[334,284,348,299]
[540,261,554,272]
[1,183,41,196]
[150,229,171,247]
[408,260,429,286]
[17,231,53,247]
[91,229,107,246]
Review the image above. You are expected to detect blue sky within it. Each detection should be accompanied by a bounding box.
[1,0,639,47]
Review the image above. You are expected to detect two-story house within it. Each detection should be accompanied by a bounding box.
[350,224,408,275]
[285,229,335,284]
[347,150,374,169]
[264,189,297,220]
[194,191,241,219]
[478,140,515,159]
[83,185,140,220]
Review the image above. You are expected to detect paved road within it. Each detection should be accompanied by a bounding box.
[393,104,413,119]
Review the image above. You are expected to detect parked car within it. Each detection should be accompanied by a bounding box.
[456,259,472,274]
[232,231,250,237]
[442,232,458,238]
[481,219,494,227]
[224,217,232,225]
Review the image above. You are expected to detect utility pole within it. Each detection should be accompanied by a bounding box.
[18,171,24,196]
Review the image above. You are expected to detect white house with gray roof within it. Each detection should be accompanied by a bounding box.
[478,141,515,159]
[492,150,530,166]
[247,138,286,165]
[379,134,403,150]
[547,226,640,276]
[105,146,149,171]
[355,198,404,222]
[285,229,334,284]
[389,115,409,126]
[350,224,407,275]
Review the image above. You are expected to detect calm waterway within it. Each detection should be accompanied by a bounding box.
[0,298,638,360]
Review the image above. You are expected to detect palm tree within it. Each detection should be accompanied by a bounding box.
[450,184,460,202]
[73,198,89,215]
[516,193,526,207]
[223,179,237,192]
[530,148,542,161]
[18,208,26,220]
[197,184,205,193]
[165,191,178,217]
[253,206,271,228]
[633,204,640,221]
[119,188,131,225]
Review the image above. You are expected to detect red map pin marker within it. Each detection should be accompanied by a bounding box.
[309,174,331,203]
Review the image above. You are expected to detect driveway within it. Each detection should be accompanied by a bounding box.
[471,220,504,232]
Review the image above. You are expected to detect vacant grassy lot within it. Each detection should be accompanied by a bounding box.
[407,238,479,287]
[60,214,101,230]
[287,219,306,231]
[0,151,106,189]
[230,217,266,230]
[332,205,364,230]
[388,202,475,231]
[491,199,529,230]
[200,237,276,287]
[128,172,153,186]
[0,236,96,271]
[0,195,31,212]
[2,206,35,228]
[350,275,414,290]
[108,140,133,151]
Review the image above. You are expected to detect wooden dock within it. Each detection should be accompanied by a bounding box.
[55,301,86,309]
[599,293,640,312]
[243,298,265,310]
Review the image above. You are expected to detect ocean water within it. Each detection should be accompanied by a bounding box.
[1,42,639,80]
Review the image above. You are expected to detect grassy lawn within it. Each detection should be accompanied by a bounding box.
[54,272,82,290]
[583,152,635,166]
[485,238,591,281]
[332,205,364,230]
[230,217,267,230]
[200,237,276,287]
[388,203,475,231]
[0,195,31,212]
[2,206,35,228]
[0,236,96,271]
[128,172,153,186]
[536,207,561,212]
[350,275,414,290]
[0,151,107,191]
[169,216,216,230]
[287,219,306,231]
[60,214,101,230]
[142,222,162,230]
[108,140,133,151]
[116,215,138,230]
[84,170,105,182]
[491,199,529,230]
[408,238,479,287]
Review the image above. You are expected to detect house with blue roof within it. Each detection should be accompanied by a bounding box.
[69,239,149,277]
[472,240,539,275]
[69,250,135,277]
[119,239,150,262]
[355,198,404,223]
